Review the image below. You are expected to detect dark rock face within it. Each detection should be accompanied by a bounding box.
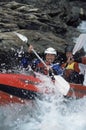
[0,0,86,69]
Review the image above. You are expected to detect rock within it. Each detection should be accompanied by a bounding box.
[0,0,85,53]
[0,0,85,70]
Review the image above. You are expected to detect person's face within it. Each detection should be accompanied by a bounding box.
[45,53,56,64]
[66,52,73,59]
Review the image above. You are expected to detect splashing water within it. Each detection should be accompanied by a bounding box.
[0,22,86,130]
[0,71,86,130]
[1,93,86,130]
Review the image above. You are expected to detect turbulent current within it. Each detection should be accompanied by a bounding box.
[0,72,86,130]
[0,20,86,130]
[0,89,86,130]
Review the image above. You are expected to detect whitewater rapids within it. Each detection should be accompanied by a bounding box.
[0,72,86,130]
[0,20,86,130]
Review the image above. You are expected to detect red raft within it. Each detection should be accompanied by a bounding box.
[0,73,41,105]
[0,73,86,104]
[67,83,86,99]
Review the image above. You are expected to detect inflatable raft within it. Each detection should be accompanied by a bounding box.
[0,73,86,104]
[0,73,41,104]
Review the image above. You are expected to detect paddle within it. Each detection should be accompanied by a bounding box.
[32,48,47,68]
[14,32,70,96]
[73,33,86,55]
[31,49,70,96]
[14,32,28,43]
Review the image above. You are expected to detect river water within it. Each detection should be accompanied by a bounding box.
[1,94,86,130]
[0,21,86,130]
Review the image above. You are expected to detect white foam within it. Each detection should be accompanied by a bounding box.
[1,73,86,130]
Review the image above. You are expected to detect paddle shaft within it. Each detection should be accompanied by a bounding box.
[32,49,70,95]
[32,49,47,68]
[32,49,55,80]
[14,32,70,95]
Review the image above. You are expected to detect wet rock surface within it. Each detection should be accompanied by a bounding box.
[0,0,86,69]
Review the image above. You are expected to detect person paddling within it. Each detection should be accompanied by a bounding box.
[28,45,63,77]
[62,45,84,84]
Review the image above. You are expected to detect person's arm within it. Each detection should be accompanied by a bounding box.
[74,56,86,65]
[28,44,44,60]
[74,62,80,73]
[81,57,86,64]
[73,52,86,64]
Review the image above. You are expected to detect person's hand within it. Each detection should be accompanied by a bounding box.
[46,65,52,71]
[28,45,34,53]
[44,65,52,72]
[67,56,74,64]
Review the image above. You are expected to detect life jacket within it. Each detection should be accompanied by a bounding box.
[32,59,63,75]
[63,62,84,84]
[65,62,75,70]
[37,62,48,75]
[21,57,29,68]
[63,62,80,73]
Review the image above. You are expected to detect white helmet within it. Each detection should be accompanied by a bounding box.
[44,47,57,55]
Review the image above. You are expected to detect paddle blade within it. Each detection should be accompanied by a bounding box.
[54,75,70,96]
[14,32,28,43]
[73,34,86,55]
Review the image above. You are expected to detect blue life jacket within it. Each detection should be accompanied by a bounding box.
[51,63,63,75]
[32,59,63,75]
[21,57,29,68]
[31,59,41,71]
[21,57,63,75]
